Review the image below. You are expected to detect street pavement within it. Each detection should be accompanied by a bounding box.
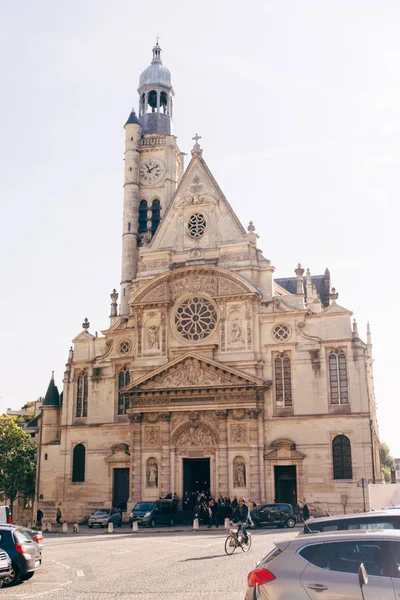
[1,525,299,599]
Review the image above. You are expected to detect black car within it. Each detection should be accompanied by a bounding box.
[250,503,296,529]
[129,500,177,527]
[0,524,42,586]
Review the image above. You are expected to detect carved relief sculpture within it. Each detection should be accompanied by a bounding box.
[146,458,158,488]
[147,325,160,349]
[145,427,160,445]
[233,457,246,487]
[176,425,214,447]
[231,424,247,443]
[230,319,244,344]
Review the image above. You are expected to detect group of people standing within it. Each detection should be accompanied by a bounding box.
[183,491,256,528]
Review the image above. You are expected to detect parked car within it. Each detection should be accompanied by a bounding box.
[26,528,44,547]
[0,548,12,588]
[245,529,400,599]
[129,500,177,527]
[299,508,400,535]
[88,508,122,528]
[0,524,42,587]
[250,503,296,529]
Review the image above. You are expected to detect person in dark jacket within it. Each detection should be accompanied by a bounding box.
[302,503,310,521]
[231,497,250,543]
[36,509,43,527]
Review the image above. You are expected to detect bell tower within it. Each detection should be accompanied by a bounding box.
[119,43,184,315]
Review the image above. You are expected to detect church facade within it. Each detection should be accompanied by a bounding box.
[37,44,381,522]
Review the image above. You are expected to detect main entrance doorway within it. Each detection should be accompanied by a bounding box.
[183,458,210,494]
[113,468,129,511]
[274,466,297,505]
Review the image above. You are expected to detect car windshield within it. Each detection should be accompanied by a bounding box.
[133,502,155,511]
[92,510,109,515]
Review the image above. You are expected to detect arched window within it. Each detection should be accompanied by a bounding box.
[329,350,349,404]
[274,354,292,407]
[72,443,86,482]
[151,199,161,234]
[118,367,130,415]
[76,372,88,417]
[332,435,352,479]
[138,200,148,235]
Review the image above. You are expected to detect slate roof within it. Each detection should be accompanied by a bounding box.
[43,373,60,407]
[125,109,141,127]
[275,269,331,307]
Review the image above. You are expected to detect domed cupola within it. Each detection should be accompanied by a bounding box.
[137,42,174,135]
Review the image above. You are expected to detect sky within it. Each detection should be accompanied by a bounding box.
[0,1,399,456]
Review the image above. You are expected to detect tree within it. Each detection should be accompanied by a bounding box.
[380,441,395,483]
[0,417,36,515]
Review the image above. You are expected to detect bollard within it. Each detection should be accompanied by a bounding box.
[193,518,199,531]
[62,522,68,533]
[131,521,138,532]
[108,522,113,533]
[27,521,32,529]
[47,521,52,531]
[73,523,79,533]
[224,518,230,529]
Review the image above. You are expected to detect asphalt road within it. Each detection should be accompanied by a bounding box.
[1,526,299,599]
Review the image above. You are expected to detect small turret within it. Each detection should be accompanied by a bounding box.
[42,372,60,407]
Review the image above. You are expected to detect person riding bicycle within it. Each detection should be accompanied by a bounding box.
[231,497,250,544]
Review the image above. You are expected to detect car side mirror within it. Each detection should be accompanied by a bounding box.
[358,563,368,600]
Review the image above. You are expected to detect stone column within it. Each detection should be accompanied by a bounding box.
[215,410,229,497]
[130,414,143,502]
[247,409,261,504]
[159,413,171,497]
[257,409,266,503]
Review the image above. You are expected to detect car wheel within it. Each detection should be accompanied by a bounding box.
[118,519,122,527]
[3,565,20,587]
[20,572,34,581]
[150,518,156,528]
[169,518,174,526]
[88,525,93,528]
[286,518,296,528]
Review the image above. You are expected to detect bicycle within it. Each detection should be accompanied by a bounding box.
[224,527,252,555]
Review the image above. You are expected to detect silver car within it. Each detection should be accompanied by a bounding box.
[245,529,400,599]
[88,508,122,528]
[0,548,12,589]
[299,508,400,535]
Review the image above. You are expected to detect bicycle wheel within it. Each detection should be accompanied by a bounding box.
[241,533,252,552]
[224,534,237,555]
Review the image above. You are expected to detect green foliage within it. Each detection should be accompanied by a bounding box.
[380,441,395,483]
[0,417,36,511]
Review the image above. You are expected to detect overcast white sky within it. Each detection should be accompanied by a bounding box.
[1,1,399,457]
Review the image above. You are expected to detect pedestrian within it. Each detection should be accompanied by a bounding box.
[302,503,310,521]
[36,508,43,528]
[231,495,238,509]
[56,506,62,525]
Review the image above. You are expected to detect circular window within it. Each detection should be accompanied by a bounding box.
[187,213,206,238]
[273,324,291,342]
[175,296,217,341]
[119,340,131,355]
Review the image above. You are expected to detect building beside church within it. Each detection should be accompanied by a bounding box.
[37,43,381,522]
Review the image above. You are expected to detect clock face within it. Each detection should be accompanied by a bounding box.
[139,158,164,185]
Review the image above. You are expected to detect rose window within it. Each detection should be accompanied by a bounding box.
[273,324,291,342]
[119,340,131,355]
[187,213,206,238]
[175,296,217,341]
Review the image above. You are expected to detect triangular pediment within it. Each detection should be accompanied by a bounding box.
[148,152,249,253]
[123,353,270,392]
[72,330,96,343]
[321,302,353,316]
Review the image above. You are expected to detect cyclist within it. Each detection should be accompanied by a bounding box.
[231,497,250,544]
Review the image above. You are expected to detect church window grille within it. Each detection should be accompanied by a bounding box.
[151,199,161,234]
[273,324,291,342]
[187,213,206,238]
[332,434,352,479]
[175,296,217,342]
[75,372,88,418]
[118,367,130,415]
[119,340,131,355]
[138,200,148,234]
[274,354,292,407]
[72,443,86,483]
[329,350,349,404]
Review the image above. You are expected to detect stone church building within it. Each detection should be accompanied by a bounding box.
[37,43,381,521]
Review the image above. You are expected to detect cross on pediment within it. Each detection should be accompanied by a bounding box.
[192,133,202,144]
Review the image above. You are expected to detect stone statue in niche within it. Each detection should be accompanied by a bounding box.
[235,462,246,487]
[230,319,244,344]
[147,325,160,349]
[146,460,158,488]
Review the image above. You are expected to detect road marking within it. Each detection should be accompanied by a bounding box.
[111,550,131,555]
[146,538,224,548]
[3,580,72,598]
[76,569,85,577]
[47,558,71,569]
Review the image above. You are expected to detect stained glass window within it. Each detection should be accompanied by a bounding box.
[329,350,348,404]
[275,355,292,407]
[332,434,352,479]
[72,443,86,482]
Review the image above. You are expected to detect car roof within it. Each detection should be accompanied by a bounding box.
[305,509,400,524]
[280,528,400,549]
